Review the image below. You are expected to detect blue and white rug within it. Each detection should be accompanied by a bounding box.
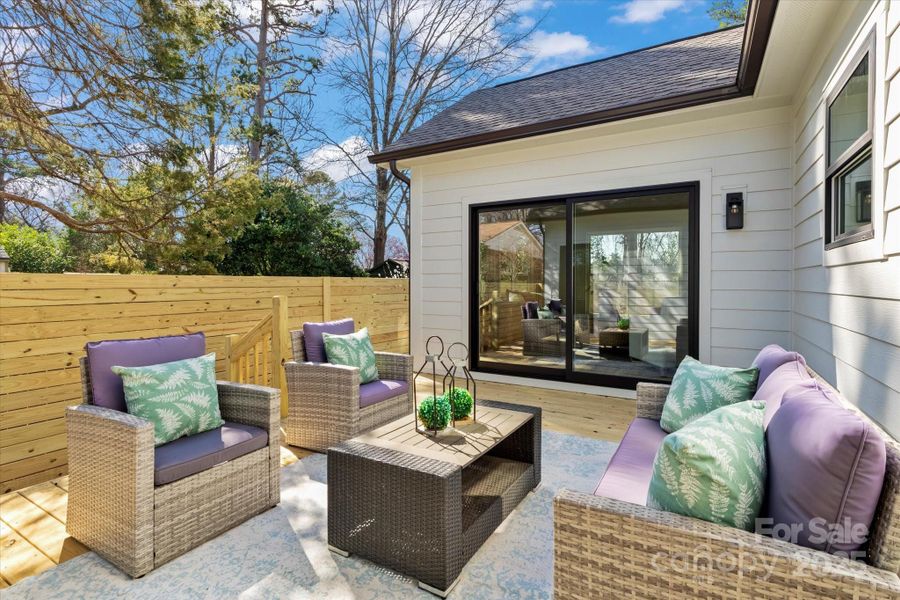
[4,431,616,599]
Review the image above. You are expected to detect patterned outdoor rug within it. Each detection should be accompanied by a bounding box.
[4,430,616,599]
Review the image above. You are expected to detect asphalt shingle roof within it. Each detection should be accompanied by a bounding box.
[377,26,745,160]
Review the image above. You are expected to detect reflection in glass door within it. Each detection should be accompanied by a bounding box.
[470,183,697,387]
[474,203,567,373]
[571,191,691,382]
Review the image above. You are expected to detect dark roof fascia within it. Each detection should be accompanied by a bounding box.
[369,0,779,165]
[737,0,779,92]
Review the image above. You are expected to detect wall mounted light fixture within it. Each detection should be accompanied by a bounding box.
[726,192,744,230]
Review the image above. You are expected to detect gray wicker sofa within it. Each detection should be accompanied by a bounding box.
[66,338,281,578]
[553,374,900,599]
[283,328,414,452]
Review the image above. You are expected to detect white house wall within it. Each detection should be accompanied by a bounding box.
[406,2,899,438]
[790,0,900,437]
[408,101,794,387]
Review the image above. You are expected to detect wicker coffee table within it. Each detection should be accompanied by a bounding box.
[327,400,541,596]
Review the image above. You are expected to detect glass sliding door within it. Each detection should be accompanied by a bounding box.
[470,183,697,387]
[473,203,567,374]
[570,190,692,384]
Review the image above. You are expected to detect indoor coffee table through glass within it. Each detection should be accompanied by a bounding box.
[327,400,542,597]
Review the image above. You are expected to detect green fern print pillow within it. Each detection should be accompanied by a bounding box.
[648,400,767,531]
[660,356,758,432]
[322,327,379,384]
[112,353,223,446]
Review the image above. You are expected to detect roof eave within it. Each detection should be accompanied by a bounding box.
[368,0,779,165]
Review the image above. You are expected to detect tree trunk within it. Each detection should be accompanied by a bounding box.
[373,167,390,266]
[0,158,6,223]
[249,0,269,166]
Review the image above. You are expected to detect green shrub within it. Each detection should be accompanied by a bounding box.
[446,387,473,420]
[0,224,71,273]
[617,317,630,330]
[418,395,451,430]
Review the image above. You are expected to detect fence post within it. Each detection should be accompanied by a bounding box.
[322,276,331,321]
[224,334,240,381]
[271,295,290,417]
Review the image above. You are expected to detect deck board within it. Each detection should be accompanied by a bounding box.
[0,520,56,585]
[0,492,88,564]
[0,375,633,588]
[18,481,69,523]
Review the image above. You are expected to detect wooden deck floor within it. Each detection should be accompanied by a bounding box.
[0,376,633,587]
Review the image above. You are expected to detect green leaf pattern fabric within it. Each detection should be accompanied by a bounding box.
[648,401,767,531]
[112,353,223,446]
[660,356,758,432]
[322,327,379,384]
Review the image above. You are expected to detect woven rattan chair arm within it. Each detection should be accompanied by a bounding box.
[635,382,669,420]
[374,351,413,383]
[553,489,900,599]
[66,403,154,433]
[284,360,359,408]
[65,404,155,577]
[217,381,280,433]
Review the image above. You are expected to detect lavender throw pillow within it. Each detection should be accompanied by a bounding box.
[751,360,817,428]
[302,318,354,363]
[751,344,806,388]
[765,384,886,557]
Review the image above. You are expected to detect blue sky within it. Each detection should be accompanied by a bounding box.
[514,0,724,76]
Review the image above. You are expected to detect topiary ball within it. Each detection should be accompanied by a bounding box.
[446,387,473,420]
[418,394,451,430]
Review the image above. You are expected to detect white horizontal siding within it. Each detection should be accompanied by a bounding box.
[789,0,900,437]
[411,103,794,376]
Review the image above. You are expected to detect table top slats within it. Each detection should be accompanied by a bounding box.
[353,407,532,467]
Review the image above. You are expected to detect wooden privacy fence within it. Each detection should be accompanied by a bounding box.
[0,273,409,493]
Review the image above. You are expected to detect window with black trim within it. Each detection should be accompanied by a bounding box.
[825,36,875,249]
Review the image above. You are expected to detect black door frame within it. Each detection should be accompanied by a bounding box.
[468,181,700,390]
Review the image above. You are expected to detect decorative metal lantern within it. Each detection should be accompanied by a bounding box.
[413,336,449,433]
[441,342,476,426]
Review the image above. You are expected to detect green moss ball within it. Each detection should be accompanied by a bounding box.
[418,394,451,430]
[446,387,473,419]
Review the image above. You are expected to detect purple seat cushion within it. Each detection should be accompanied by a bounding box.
[766,384,887,555]
[593,418,667,505]
[752,360,817,428]
[751,344,806,388]
[86,333,206,412]
[302,318,354,363]
[359,379,408,409]
[154,421,268,486]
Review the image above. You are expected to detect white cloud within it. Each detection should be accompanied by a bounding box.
[609,0,691,25]
[528,30,602,62]
[302,136,371,183]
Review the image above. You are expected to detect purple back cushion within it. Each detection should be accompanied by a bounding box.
[751,344,806,387]
[752,360,817,428]
[525,301,539,319]
[765,384,887,555]
[86,333,206,412]
[302,318,354,363]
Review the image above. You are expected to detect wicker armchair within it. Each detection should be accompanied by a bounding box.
[554,379,900,599]
[67,357,281,578]
[522,318,563,356]
[283,329,413,452]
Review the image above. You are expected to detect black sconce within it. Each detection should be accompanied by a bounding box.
[726,192,744,230]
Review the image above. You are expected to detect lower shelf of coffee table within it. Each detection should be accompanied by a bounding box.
[460,455,534,545]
